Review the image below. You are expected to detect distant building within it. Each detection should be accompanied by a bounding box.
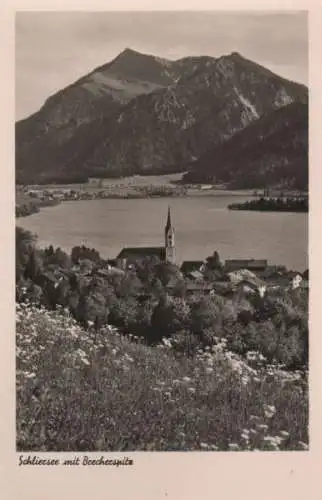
[227,269,264,287]
[224,259,268,272]
[87,178,101,186]
[291,274,303,289]
[116,207,176,270]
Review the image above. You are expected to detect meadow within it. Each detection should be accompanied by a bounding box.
[16,301,308,452]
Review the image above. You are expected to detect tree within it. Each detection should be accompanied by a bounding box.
[75,289,108,328]
[134,256,160,283]
[42,246,71,269]
[155,262,183,287]
[43,245,54,258]
[79,259,94,274]
[172,279,186,298]
[53,248,72,269]
[113,273,142,299]
[71,245,101,264]
[24,248,42,282]
[109,296,138,330]
[150,295,174,341]
[190,297,221,337]
[206,251,223,270]
[133,299,155,335]
[150,295,190,342]
[16,227,36,281]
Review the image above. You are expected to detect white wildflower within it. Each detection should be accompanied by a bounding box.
[298,441,309,450]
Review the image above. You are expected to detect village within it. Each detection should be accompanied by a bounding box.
[16,179,188,205]
[58,253,308,298]
[17,203,309,305]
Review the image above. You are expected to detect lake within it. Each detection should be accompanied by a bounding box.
[18,195,308,271]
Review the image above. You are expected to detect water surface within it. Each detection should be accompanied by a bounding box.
[18,195,308,271]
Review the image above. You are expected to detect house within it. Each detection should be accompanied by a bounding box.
[188,270,205,281]
[257,265,287,279]
[212,281,235,298]
[180,261,205,277]
[94,266,125,278]
[227,269,264,287]
[291,274,303,289]
[115,207,175,270]
[87,178,101,186]
[234,280,267,297]
[234,280,258,295]
[224,259,268,272]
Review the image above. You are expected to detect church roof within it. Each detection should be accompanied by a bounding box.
[116,247,165,260]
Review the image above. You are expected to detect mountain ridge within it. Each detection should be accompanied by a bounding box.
[16,48,308,187]
[183,101,308,189]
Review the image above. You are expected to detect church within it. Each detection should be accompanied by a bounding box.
[115,207,175,270]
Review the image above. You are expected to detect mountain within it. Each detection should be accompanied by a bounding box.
[83,52,308,178]
[16,49,308,184]
[16,48,185,183]
[183,101,308,190]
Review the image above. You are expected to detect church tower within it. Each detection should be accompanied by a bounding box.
[165,206,175,264]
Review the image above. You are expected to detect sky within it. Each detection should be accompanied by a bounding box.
[15,11,308,120]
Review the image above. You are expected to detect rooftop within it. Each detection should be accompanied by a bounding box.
[225,259,268,270]
[180,261,205,274]
[116,247,165,260]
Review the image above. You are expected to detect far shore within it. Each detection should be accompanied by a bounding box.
[16,175,257,219]
[16,173,308,219]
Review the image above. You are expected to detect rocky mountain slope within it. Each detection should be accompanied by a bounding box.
[16,49,308,185]
[183,101,308,190]
[16,48,185,183]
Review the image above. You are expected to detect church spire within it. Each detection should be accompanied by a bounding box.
[164,206,175,264]
[165,205,172,233]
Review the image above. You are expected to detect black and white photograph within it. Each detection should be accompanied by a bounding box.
[15,10,309,453]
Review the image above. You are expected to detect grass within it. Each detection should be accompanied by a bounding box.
[16,301,308,452]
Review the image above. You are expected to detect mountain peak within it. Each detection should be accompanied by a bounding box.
[230,51,243,58]
[119,47,141,57]
[220,51,244,62]
[116,47,159,61]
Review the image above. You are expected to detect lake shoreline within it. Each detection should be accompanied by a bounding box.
[17,195,308,272]
[16,187,258,219]
[228,197,308,213]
